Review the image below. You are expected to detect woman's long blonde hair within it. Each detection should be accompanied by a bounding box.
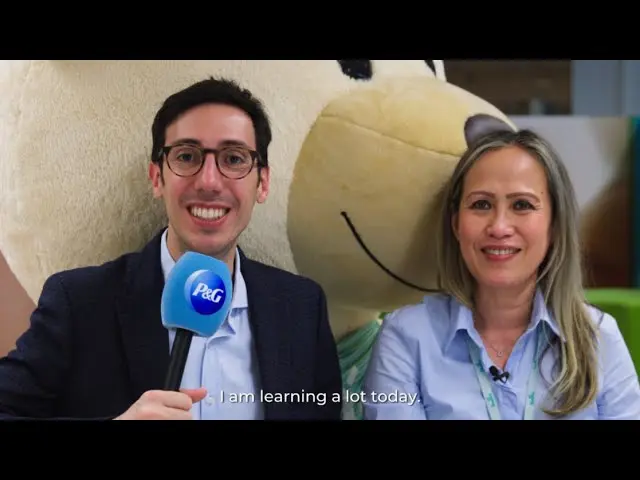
[435,128,599,416]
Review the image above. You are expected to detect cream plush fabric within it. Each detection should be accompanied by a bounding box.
[0,61,514,415]
[0,61,441,300]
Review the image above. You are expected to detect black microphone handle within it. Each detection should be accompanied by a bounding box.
[164,328,194,391]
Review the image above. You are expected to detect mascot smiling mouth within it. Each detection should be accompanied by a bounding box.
[340,211,436,293]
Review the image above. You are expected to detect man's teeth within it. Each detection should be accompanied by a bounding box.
[190,207,228,220]
[484,248,518,255]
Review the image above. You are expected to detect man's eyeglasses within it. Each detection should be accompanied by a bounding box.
[158,143,264,179]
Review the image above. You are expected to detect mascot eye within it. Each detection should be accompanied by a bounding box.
[337,60,373,80]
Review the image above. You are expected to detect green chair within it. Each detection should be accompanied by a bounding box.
[585,289,640,374]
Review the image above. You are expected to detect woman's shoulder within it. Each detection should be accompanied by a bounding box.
[584,303,621,336]
[583,302,640,417]
[384,292,452,320]
[583,303,629,352]
[380,292,456,339]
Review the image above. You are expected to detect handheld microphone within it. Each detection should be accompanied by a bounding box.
[161,251,233,391]
[489,366,509,383]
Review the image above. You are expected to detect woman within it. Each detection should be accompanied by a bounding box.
[362,129,640,420]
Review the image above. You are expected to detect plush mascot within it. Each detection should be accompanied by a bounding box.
[0,60,514,419]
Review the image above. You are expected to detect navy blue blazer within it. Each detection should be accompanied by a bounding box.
[0,231,342,420]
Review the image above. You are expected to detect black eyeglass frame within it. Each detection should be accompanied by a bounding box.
[157,143,266,180]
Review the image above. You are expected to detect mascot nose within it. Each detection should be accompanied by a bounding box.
[288,74,517,307]
[319,75,515,157]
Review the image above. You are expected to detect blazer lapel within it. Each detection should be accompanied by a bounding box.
[116,231,169,400]
[114,241,292,412]
[240,250,292,417]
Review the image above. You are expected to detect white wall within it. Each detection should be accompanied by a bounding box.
[510,115,631,210]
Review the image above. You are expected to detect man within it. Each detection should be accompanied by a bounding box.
[0,77,342,420]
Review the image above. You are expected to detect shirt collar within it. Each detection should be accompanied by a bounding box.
[160,229,248,332]
[444,287,564,353]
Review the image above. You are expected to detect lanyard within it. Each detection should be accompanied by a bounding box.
[466,326,547,420]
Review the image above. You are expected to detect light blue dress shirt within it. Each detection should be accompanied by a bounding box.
[362,289,640,420]
[160,230,263,419]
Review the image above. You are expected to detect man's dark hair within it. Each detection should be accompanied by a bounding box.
[151,76,272,167]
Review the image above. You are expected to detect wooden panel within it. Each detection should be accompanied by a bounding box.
[444,60,572,115]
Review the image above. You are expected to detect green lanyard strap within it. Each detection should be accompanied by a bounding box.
[466,326,547,420]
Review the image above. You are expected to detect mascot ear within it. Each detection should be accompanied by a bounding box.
[464,113,516,146]
[424,60,446,81]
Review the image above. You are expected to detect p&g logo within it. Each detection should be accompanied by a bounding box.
[184,269,227,315]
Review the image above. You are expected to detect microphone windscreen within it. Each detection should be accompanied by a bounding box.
[161,251,233,337]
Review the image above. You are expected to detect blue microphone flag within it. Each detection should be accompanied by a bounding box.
[161,251,233,337]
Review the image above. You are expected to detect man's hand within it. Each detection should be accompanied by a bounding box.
[115,388,207,420]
